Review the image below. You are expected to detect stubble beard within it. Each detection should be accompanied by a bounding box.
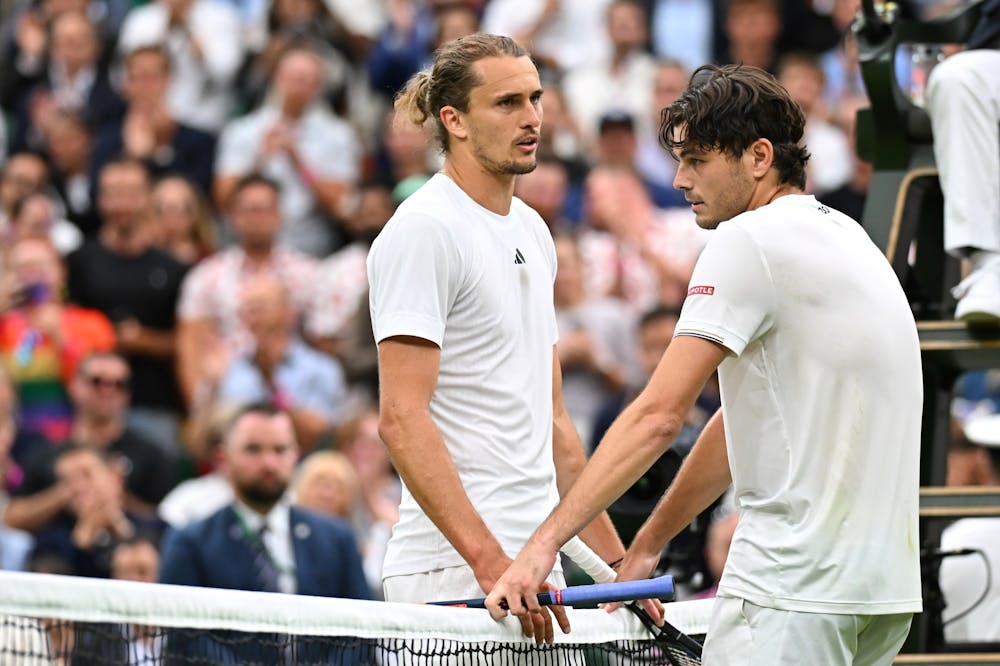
[473,144,537,176]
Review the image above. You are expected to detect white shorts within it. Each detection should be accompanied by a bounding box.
[702,596,912,666]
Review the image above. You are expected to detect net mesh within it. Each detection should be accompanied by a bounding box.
[0,571,713,666]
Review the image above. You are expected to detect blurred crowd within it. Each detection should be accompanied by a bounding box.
[0,0,879,601]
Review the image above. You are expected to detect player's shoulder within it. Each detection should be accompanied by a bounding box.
[369,182,461,260]
[510,195,548,227]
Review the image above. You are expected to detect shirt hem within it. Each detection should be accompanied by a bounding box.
[717,586,923,615]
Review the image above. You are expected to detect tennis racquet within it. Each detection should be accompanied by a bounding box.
[562,537,704,666]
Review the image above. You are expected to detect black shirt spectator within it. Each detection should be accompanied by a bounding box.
[67,240,188,414]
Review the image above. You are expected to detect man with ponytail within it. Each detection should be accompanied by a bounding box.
[367,34,625,644]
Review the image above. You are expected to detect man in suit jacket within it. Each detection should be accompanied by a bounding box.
[159,401,370,664]
[0,10,123,154]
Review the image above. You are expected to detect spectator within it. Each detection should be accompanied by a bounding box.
[3,351,176,537]
[635,59,689,209]
[0,152,50,229]
[307,181,394,362]
[939,414,1000,643]
[215,275,347,451]
[0,10,123,154]
[513,158,575,232]
[595,110,684,209]
[819,96,873,224]
[110,535,160,583]
[373,108,437,198]
[776,52,853,196]
[215,47,360,257]
[719,0,783,73]
[26,444,165,578]
[158,402,370,598]
[591,305,680,449]
[0,0,127,68]
[157,401,238,529]
[553,233,636,449]
[819,0,868,111]
[294,449,390,595]
[110,536,163,660]
[175,174,318,409]
[481,0,615,71]
[535,83,591,172]
[66,158,189,455]
[5,191,83,256]
[0,238,115,442]
[90,46,216,197]
[148,174,217,266]
[580,165,709,310]
[650,0,717,74]
[335,406,400,595]
[238,0,369,113]
[43,109,100,236]
[1,368,34,571]
[367,0,479,102]
[562,0,657,142]
[293,450,358,523]
[116,0,243,133]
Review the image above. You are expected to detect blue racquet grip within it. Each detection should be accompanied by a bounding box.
[549,575,674,606]
[429,575,674,609]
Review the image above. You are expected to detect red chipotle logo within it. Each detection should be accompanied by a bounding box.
[688,285,715,296]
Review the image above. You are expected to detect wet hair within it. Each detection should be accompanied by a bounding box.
[394,33,529,152]
[660,64,810,189]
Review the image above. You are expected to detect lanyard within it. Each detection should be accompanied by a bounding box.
[233,509,295,577]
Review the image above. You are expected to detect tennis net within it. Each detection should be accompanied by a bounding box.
[0,570,713,665]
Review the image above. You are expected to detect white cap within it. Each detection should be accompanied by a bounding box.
[963,414,1000,448]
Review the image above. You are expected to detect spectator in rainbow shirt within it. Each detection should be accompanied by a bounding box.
[0,238,115,441]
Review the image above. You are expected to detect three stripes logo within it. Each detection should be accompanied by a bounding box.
[514,248,526,265]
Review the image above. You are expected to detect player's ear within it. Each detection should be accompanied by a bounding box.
[748,138,774,179]
[440,106,468,141]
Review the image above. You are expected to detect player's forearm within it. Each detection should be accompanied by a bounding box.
[630,410,732,557]
[536,395,686,554]
[551,409,625,564]
[379,407,505,570]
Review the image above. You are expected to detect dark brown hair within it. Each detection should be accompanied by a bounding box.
[660,64,809,188]
[394,33,529,152]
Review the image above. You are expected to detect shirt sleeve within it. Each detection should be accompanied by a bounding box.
[675,222,775,357]
[214,121,255,177]
[176,261,214,321]
[367,214,460,347]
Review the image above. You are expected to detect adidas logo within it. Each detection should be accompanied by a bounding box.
[514,248,526,265]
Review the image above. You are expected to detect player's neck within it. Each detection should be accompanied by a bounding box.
[747,175,802,212]
[441,154,516,216]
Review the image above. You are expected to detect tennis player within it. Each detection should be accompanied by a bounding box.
[486,64,923,665]
[367,34,626,645]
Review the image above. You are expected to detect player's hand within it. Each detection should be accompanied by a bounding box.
[484,542,569,644]
[601,547,664,626]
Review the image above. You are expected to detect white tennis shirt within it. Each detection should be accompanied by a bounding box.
[368,174,562,579]
[676,195,923,614]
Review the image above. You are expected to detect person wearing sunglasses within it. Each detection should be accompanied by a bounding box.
[3,352,177,550]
